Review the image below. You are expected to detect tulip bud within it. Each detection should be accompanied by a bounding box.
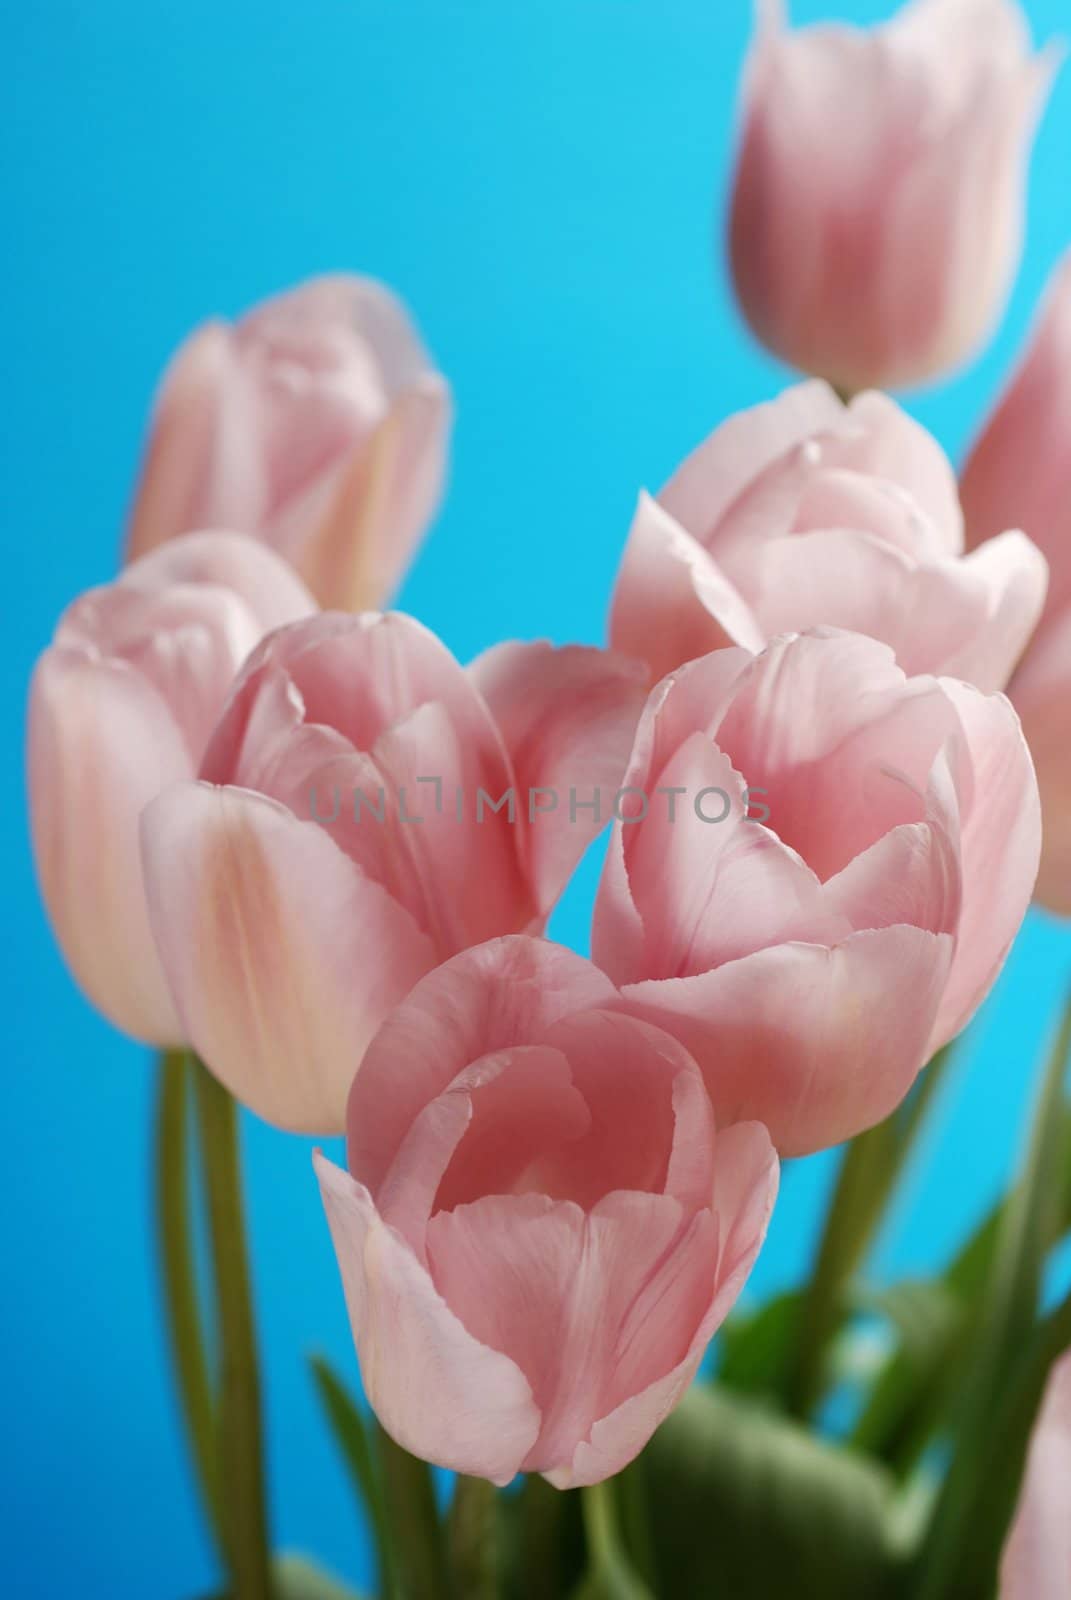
[27,532,315,1041]
[593,628,1040,1155]
[127,275,451,610]
[316,936,778,1485]
[139,613,645,1131]
[611,381,1047,690]
[729,0,1059,392]
[962,253,1071,914]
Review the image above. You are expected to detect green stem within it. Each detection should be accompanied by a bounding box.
[375,1423,450,1600]
[193,1059,272,1599]
[580,1478,653,1600]
[449,1475,500,1599]
[155,1049,225,1556]
[786,1045,952,1419]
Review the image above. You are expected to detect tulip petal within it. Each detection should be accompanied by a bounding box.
[1000,1349,1071,1600]
[931,679,1041,1045]
[126,322,237,561]
[618,926,954,1155]
[1013,612,1071,914]
[297,377,451,610]
[659,381,845,548]
[609,493,765,681]
[619,733,844,980]
[140,782,436,1132]
[315,1153,539,1485]
[28,649,188,1042]
[119,527,316,633]
[466,639,647,915]
[940,530,1049,692]
[348,937,616,1195]
[561,1121,778,1489]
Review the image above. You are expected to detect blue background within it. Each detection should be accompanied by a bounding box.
[5,1,1071,1594]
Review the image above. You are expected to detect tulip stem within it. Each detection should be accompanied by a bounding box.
[785,1043,954,1419]
[580,1478,654,1599]
[448,1475,500,1599]
[193,1058,273,1599]
[155,1049,225,1557]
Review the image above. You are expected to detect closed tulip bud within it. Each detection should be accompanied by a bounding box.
[962,253,1071,914]
[593,628,1040,1156]
[28,532,315,1042]
[315,936,778,1486]
[612,381,1047,688]
[139,614,646,1132]
[729,0,1059,393]
[127,275,451,611]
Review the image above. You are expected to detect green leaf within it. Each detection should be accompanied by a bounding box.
[912,997,1071,1600]
[717,1290,802,1399]
[375,1423,451,1600]
[642,1383,906,1599]
[850,1090,1071,1481]
[309,1356,399,1599]
[198,1552,367,1599]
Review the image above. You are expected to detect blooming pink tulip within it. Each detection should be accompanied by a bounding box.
[140,614,645,1132]
[28,532,315,1042]
[612,382,1046,688]
[729,0,1058,393]
[962,253,1071,913]
[127,275,451,611]
[1000,1350,1071,1598]
[315,936,778,1486]
[593,628,1040,1155]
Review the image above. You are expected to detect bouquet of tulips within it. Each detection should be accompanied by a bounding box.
[27,1,1071,1596]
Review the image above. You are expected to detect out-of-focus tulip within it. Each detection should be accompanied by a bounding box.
[127,275,451,611]
[612,381,1046,687]
[1000,1350,1071,1598]
[140,614,645,1132]
[315,936,778,1486]
[962,253,1071,913]
[592,628,1040,1155]
[28,532,315,1042]
[729,0,1058,393]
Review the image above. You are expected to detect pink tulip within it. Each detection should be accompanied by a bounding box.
[315,936,778,1486]
[612,382,1046,688]
[140,614,645,1132]
[127,275,451,611]
[729,0,1058,393]
[592,628,1040,1155]
[28,532,315,1042]
[1000,1351,1071,1598]
[962,253,1071,913]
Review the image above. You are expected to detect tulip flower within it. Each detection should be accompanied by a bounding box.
[611,381,1046,688]
[315,936,778,1486]
[1000,1351,1071,1598]
[593,629,1040,1155]
[729,0,1058,393]
[140,613,646,1132]
[127,275,451,610]
[962,253,1071,914]
[28,531,315,1042]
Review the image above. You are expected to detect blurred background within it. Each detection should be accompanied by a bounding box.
[5,1,1071,1594]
